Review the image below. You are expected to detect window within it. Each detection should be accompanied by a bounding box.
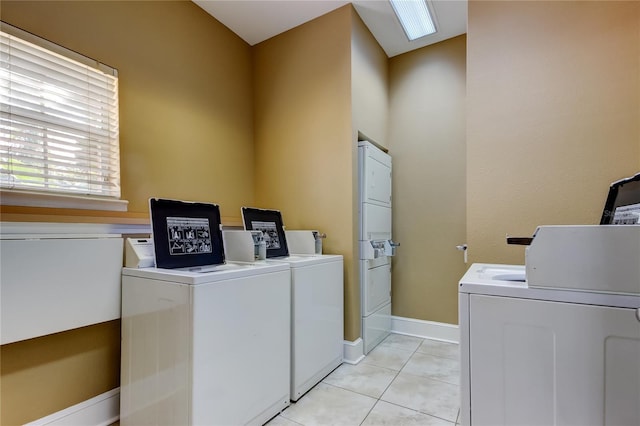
[0,22,122,209]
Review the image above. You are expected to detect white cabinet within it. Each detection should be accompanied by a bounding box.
[466,294,640,426]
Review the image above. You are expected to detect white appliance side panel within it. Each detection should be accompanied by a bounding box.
[362,302,391,354]
[120,276,192,426]
[360,147,392,207]
[1,237,123,344]
[191,269,291,426]
[361,203,392,240]
[291,260,344,400]
[459,292,471,426]
[468,294,640,426]
[361,260,391,316]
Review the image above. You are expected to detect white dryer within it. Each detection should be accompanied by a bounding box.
[268,254,344,401]
[240,208,344,401]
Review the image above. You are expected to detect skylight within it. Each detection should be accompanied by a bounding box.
[390,0,437,41]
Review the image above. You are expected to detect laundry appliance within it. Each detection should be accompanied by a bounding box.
[230,207,344,402]
[120,199,291,426]
[459,225,640,426]
[358,140,399,354]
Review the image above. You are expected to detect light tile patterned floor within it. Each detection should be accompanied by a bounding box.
[267,333,460,426]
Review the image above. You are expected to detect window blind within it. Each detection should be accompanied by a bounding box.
[0,23,121,199]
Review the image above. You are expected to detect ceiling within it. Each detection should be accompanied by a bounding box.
[192,0,467,57]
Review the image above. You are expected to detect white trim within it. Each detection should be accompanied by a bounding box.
[24,388,119,426]
[0,190,128,212]
[342,338,365,364]
[391,315,459,344]
[0,221,151,237]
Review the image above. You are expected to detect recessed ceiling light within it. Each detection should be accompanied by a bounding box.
[390,0,437,41]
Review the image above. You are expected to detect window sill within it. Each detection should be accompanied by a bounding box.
[0,190,150,232]
[0,189,128,212]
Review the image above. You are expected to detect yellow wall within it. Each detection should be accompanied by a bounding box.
[351,11,389,148]
[389,35,467,325]
[350,10,390,339]
[252,6,356,339]
[1,322,121,426]
[1,0,254,219]
[1,1,253,423]
[467,0,640,265]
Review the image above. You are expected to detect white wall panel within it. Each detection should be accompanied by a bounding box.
[1,234,123,344]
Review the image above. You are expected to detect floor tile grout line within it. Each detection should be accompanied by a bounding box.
[357,396,379,426]
[377,400,458,425]
[376,336,423,400]
[377,360,403,399]
[396,368,460,387]
[384,337,460,424]
[386,345,459,424]
[320,380,379,400]
[351,360,406,374]
[413,350,460,362]
[359,338,421,426]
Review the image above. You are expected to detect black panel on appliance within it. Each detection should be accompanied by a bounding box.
[241,207,289,258]
[149,198,225,268]
[600,173,640,225]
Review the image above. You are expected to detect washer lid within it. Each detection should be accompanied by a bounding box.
[150,198,225,269]
[241,207,289,258]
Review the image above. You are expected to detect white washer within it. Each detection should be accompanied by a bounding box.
[459,263,640,426]
[120,262,291,426]
[268,254,344,401]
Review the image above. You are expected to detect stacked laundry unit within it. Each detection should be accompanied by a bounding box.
[358,141,399,354]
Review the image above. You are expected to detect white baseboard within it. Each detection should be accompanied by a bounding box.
[342,338,365,364]
[25,388,119,426]
[344,318,459,365]
[391,315,459,344]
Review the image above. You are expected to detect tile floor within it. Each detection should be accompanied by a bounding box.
[266,333,460,426]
